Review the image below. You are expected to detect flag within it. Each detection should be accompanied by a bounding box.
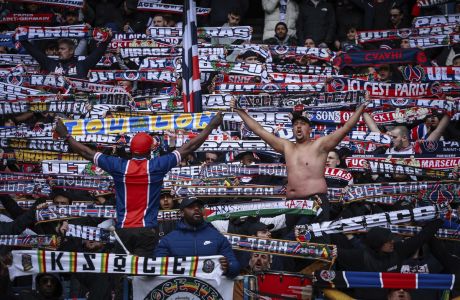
[182,0,202,112]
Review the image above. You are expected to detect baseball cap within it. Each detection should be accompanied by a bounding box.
[130,132,153,155]
[179,197,204,210]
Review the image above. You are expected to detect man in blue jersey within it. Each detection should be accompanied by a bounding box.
[55,113,222,256]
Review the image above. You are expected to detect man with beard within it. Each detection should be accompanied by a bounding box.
[154,197,240,278]
[263,22,297,46]
[230,99,368,229]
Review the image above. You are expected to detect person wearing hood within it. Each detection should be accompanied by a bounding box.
[17,273,63,300]
[263,22,298,46]
[154,197,241,278]
[336,219,443,299]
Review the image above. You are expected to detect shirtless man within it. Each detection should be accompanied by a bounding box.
[231,99,368,224]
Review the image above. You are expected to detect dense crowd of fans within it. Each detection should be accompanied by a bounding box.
[0,0,460,299]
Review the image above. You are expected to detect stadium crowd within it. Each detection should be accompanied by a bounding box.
[0,0,460,299]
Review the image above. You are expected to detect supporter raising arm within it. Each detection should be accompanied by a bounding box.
[230,97,368,199]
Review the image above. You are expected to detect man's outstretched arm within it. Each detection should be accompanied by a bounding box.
[318,102,368,152]
[230,98,289,153]
[55,119,96,161]
[176,112,223,158]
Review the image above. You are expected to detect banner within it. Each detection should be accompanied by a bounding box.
[6,0,84,8]
[225,233,336,261]
[137,0,211,15]
[0,13,54,24]
[413,14,460,28]
[9,250,223,280]
[133,276,234,300]
[296,205,443,239]
[327,77,442,98]
[333,48,428,68]
[62,112,216,135]
[204,199,318,221]
[119,47,225,58]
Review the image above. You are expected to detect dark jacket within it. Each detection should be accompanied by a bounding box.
[337,219,442,300]
[154,220,240,278]
[296,0,336,44]
[263,35,298,46]
[0,207,36,235]
[21,40,110,79]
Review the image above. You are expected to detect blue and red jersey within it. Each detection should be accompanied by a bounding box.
[94,151,180,228]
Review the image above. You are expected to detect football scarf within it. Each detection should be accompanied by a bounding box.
[174,185,286,198]
[414,140,460,155]
[204,199,318,222]
[345,158,452,180]
[296,205,445,239]
[401,66,460,82]
[341,180,460,203]
[119,47,225,58]
[417,0,458,7]
[413,14,460,28]
[224,233,336,261]
[369,98,458,113]
[61,112,216,135]
[109,39,170,49]
[215,82,324,94]
[356,224,460,241]
[0,34,15,48]
[6,0,83,8]
[0,54,116,68]
[36,204,116,222]
[0,138,68,152]
[333,48,428,68]
[66,78,128,93]
[0,81,43,99]
[66,224,114,243]
[148,26,252,40]
[0,13,54,24]
[137,0,211,15]
[0,181,50,196]
[14,25,111,42]
[203,91,365,110]
[313,270,457,290]
[2,74,69,90]
[409,35,451,49]
[357,25,456,43]
[0,124,53,138]
[0,101,89,115]
[268,46,335,62]
[267,63,334,75]
[87,69,176,83]
[347,155,460,170]
[327,77,442,98]
[198,140,273,151]
[0,235,59,249]
[269,73,327,84]
[9,250,223,280]
[14,150,84,163]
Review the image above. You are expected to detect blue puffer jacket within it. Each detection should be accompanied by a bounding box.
[154,220,240,278]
